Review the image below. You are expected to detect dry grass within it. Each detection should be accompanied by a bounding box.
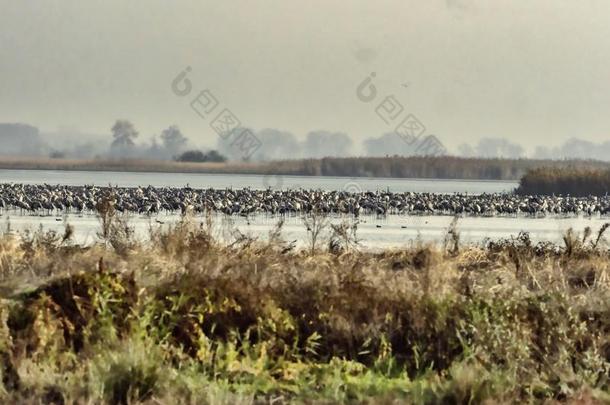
[0,213,608,403]
[1,156,610,180]
[517,167,610,196]
[0,156,250,174]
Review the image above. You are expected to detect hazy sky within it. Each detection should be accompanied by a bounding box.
[1,0,609,152]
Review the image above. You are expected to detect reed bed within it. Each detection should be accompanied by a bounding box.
[0,213,608,404]
[517,167,610,196]
[1,156,609,181]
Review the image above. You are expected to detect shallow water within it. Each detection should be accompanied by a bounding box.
[1,169,605,248]
[2,212,607,249]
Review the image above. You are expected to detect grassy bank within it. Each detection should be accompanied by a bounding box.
[1,156,610,181]
[0,213,608,403]
[517,167,610,196]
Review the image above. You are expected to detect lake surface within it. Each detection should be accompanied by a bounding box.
[1,169,606,248]
[0,169,518,194]
[2,212,608,249]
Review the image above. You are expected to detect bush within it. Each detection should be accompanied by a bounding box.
[176,150,227,163]
[49,151,66,159]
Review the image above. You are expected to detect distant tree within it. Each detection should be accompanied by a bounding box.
[364,132,415,157]
[475,138,524,159]
[176,150,205,162]
[0,123,43,156]
[203,150,227,162]
[215,126,253,161]
[144,137,166,160]
[533,146,552,159]
[176,149,227,163]
[457,143,476,157]
[110,120,139,150]
[253,129,300,160]
[49,150,66,159]
[532,138,610,162]
[303,130,352,158]
[160,125,187,156]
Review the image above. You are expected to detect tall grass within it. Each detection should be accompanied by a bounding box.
[1,155,609,180]
[0,215,608,403]
[517,167,610,196]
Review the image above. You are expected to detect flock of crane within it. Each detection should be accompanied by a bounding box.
[1,183,609,218]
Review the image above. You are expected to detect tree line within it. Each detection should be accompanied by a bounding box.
[109,119,225,162]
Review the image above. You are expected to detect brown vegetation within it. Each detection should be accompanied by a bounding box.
[0,212,608,403]
[1,155,609,180]
[517,167,610,196]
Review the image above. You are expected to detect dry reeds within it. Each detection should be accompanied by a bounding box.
[1,155,609,180]
[0,217,608,403]
[517,167,610,196]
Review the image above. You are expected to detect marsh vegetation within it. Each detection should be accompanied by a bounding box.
[517,167,610,197]
[0,210,609,403]
[1,156,609,181]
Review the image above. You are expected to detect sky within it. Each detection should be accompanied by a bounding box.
[0,0,609,152]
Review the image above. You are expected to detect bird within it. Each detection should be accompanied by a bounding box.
[0,182,608,220]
